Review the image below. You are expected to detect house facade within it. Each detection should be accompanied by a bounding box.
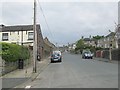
[97,32,118,49]
[83,38,96,47]
[0,24,35,46]
[0,24,44,60]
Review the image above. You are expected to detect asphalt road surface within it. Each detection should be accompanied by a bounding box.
[18,52,119,88]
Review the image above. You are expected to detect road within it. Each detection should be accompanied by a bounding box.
[19,52,118,88]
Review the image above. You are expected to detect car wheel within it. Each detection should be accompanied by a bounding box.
[59,58,62,62]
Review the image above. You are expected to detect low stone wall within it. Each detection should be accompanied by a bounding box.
[96,49,120,61]
[1,50,32,76]
[111,49,120,61]
[43,50,51,58]
[1,58,32,76]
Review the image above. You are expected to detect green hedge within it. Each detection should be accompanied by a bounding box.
[0,42,30,62]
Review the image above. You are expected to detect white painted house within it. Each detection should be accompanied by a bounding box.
[0,24,37,46]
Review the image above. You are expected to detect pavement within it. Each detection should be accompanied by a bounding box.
[1,57,50,89]
[94,57,118,64]
[14,52,118,88]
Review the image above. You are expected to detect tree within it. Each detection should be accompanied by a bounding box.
[75,39,85,53]
[93,35,104,40]
[93,35,104,47]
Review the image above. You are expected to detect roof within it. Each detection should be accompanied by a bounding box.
[83,38,91,41]
[105,32,115,38]
[0,24,41,32]
[44,37,55,48]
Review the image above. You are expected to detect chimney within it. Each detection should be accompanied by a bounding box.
[0,24,5,28]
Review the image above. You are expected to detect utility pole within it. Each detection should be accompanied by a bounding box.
[33,0,37,73]
[109,30,114,61]
[109,45,112,61]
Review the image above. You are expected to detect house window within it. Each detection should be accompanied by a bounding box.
[2,33,8,41]
[28,32,34,40]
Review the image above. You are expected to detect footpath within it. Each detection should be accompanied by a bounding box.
[94,57,118,64]
[1,57,50,89]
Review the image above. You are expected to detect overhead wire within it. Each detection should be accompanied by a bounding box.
[36,0,56,44]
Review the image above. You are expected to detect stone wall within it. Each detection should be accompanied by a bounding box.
[1,51,32,76]
[95,49,120,61]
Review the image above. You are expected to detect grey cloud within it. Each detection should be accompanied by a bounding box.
[1,2,118,45]
[2,2,33,25]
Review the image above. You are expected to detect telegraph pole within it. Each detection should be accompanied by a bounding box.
[33,0,37,73]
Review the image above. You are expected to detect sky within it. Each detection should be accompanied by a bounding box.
[0,0,119,46]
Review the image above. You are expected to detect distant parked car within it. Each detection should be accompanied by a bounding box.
[51,50,62,63]
[82,50,93,59]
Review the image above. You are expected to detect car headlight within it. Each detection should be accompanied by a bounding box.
[85,54,88,56]
[91,54,93,56]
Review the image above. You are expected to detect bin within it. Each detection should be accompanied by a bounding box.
[18,59,24,69]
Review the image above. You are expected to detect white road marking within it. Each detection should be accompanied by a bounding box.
[25,85,31,89]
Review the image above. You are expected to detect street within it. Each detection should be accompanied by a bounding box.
[22,52,118,88]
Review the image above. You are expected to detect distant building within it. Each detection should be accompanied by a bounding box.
[83,38,96,47]
[43,37,56,57]
[68,43,77,51]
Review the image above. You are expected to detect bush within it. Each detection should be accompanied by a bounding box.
[0,42,30,62]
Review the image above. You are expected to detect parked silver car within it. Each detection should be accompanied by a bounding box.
[51,51,62,63]
[82,50,93,59]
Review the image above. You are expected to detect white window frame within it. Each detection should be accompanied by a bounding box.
[28,32,34,40]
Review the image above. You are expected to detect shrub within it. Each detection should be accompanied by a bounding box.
[0,42,30,62]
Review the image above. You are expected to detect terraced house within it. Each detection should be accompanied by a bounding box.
[97,32,118,49]
[0,24,44,60]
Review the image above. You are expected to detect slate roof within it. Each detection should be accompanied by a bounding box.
[0,24,41,32]
[83,38,91,41]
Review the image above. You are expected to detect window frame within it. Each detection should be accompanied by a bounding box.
[28,32,34,40]
[2,33,9,41]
